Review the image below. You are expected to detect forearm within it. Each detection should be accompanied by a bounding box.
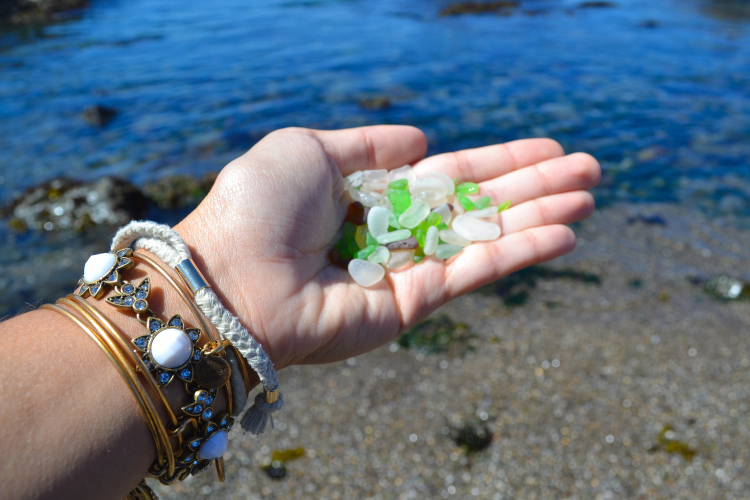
[0,228,242,500]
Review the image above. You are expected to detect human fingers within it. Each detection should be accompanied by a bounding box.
[476,152,601,207]
[411,138,565,183]
[443,224,577,300]
[495,190,595,236]
[306,125,428,176]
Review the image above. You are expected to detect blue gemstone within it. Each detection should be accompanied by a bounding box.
[191,441,199,449]
[136,291,147,299]
[198,393,207,403]
[207,425,215,433]
[125,297,134,305]
[108,273,117,281]
[185,456,192,463]
[170,318,183,327]
[203,409,213,419]
[134,338,147,349]
[193,352,201,361]
[221,417,227,425]
[205,396,214,406]
[149,321,162,332]
[189,332,200,341]
[159,373,170,384]
[123,284,135,294]
[194,405,203,413]
[135,300,146,310]
[181,368,191,379]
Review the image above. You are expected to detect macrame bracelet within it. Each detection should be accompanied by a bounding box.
[111,220,284,434]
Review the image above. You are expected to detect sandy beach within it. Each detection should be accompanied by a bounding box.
[148,202,750,500]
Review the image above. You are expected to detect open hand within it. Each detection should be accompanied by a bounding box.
[177,126,600,370]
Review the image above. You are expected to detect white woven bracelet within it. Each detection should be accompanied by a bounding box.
[111,220,284,435]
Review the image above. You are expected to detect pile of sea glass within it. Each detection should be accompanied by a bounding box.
[330,165,508,287]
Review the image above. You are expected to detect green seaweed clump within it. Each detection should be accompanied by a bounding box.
[262,447,306,480]
[397,315,474,354]
[647,425,697,461]
[450,421,493,453]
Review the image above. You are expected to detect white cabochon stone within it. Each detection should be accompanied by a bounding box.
[151,328,193,368]
[83,253,117,283]
[199,430,228,460]
[367,206,390,238]
[348,259,386,287]
[451,215,501,241]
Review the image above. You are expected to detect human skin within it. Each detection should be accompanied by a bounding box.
[0,126,600,500]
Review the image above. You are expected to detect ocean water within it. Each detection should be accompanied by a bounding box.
[0,0,748,314]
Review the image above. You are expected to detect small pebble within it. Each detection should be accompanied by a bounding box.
[377,229,412,244]
[386,250,415,269]
[363,169,388,182]
[386,236,419,251]
[424,226,439,255]
[435,244,463,260]
[367,206,390,238]
[367,246,390,264]
[398,199,430,228]
[348,259,386,286]
[452,214,501,241]
[439,229,471,247]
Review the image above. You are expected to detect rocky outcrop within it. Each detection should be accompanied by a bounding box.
[0,0,88,23]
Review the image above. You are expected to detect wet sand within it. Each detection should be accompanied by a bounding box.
[149,202,749,499]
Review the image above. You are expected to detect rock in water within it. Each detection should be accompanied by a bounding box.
[82,105,117,127]
[367,206,390,238]
[424,226,439,255]
[435,244,463,260]
[398,199,430,228]
[451,215,501,241]
[348,259,386,287]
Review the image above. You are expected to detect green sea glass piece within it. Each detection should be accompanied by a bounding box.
[426,212,442,227]
[474,196,491,210]
[457,193,474,211]
[497,200,511,212]
[388,210,402,230]
[357,245,377,260]
[437,222,449,231]
[387,189,412,215]
[415,229,426,248]
[366,231,378,247]
[388,179,409,191]
[456,182,479,195]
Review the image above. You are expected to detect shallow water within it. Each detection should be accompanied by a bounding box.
[0,0,748,314]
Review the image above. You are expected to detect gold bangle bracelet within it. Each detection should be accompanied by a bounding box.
[57,296,176,477]
[40,303,170,474]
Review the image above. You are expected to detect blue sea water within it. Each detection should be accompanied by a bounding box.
[0,0,748,314]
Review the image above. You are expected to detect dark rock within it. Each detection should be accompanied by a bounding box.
[358,97,391,110]
[450,420,494,453]
[440,1,519,16]
[2,0,88,23]
[5,176,147,232]
[82,104,117,127]
[638,19,660,28]
[141,172,218,209]
[578,1,616,8]
[626,214,666,226]
[386,236,419,251]
[262,464,287,479]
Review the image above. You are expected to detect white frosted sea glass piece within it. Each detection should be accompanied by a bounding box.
[346,171,364,188]
[363,169,388,182]
[376,229,412,244]
[199,430,228,460]
[367,206,390,238]
[386,165,416,184]
[386,250,415,269]
[419,172,455,195]
[348,259,386,287]
[439,229,471,247]
[354,190,380,207]
[432,203,452,225]
[423,226,439,255]
[362,181,387,193]
[398,199,430,228]
[84,253,117,283]
[451,215,501,241]
[410,177,448,198]
[367,246,390,264]
[151,328,193,369]
[412,190,447,208]
[435,244,463,260]
[466,207,498,219]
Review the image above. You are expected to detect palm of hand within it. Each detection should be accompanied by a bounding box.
[179,126,600,370]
